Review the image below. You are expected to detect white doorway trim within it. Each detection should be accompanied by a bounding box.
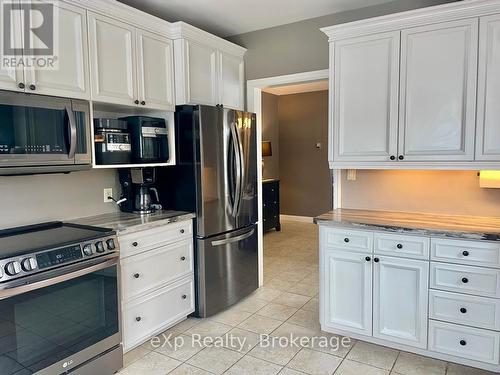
[247,69,342,287]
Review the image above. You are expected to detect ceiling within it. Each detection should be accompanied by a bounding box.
[117,0,399,37]
[263,80,329,96]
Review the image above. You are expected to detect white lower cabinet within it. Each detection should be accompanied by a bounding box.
[119,220,195,352]
[320,225,500,371]
[429,320,500,364]
[373,256,428,348]
[123,276,194,351]
[323,249,372,336]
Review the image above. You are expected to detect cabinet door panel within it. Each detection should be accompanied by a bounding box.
[334,32,399,162]
[184,40,217,105]
[399,19,478,161]
[323,249,372,336]
[373,256,429,348]
[137,30,174,110]
[88,12,136,105]
[476,14,500,161]
[27,2,89,99]
[219,52,244,110]
[0,0,24,92]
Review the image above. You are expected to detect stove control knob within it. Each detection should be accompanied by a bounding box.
[106,239,116,250]
[83,244,94,256]
[95,241,105,253]
[5,261,21,276]
[21,258,37,272]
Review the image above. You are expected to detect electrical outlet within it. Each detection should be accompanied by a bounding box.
[103,188,113,203]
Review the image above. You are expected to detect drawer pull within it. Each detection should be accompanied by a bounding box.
[365,256,371,262]
[180,256,186,261]
[135,317,142,322]
[180,229,185,234]
[344,238,350,243]
[132,242,138,247]
[133,273,140,279]
[181,294,187,299]
[374,258,380,263]
[396,243,403,249]
[460,307,467,314]
[459,340,467,346]
[462,250,469,257]
[461,277,469,284]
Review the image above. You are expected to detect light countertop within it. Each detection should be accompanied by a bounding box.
[74,210,195,235]
[314,209,500,241]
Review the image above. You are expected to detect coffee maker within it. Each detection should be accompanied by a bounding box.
[118,168,162,214]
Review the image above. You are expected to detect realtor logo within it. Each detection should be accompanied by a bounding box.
[1,0,59,69]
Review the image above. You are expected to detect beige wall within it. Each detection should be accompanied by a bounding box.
[262,90,331,217]
[228,0,458,80]
[262,92,280,180]
[0,169,121,229]
[342,170,500,217]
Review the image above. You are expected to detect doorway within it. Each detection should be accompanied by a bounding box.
[247,69,337,286]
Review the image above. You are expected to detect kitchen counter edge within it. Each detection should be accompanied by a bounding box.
[314,209,500,242]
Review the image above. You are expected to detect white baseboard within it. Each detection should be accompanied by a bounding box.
[280,214,314,223]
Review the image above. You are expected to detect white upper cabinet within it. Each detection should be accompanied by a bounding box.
[323,249,372,336]
[219,51,245,110]
[175,39,218,106]
[373,256,429,349]
[26,1,89,99]
[136,30,175,110]
[88,12,137,106]
[334,32,400,162]
[476,14,500,161]
[0,0,88,98]
[399,19,478,161]
[0,0,24,92]
[88,13,175,110]
[175,38,245,109]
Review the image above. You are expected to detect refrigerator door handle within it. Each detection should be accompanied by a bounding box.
[211,228,255,247]
[230,121,242,217]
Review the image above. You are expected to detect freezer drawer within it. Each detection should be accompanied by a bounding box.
[196,224,258,317]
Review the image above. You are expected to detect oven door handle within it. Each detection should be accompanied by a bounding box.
[0,257,118,300]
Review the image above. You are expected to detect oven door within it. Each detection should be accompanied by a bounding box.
[0,256,120,375]
[0,91,91,170]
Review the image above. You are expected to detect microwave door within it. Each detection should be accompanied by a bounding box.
[0,93,76,167]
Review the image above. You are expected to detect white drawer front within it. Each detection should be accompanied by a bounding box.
[120,220,193,258]
[431,238,500,268]
[429,320,500,364]
[121,239,194,301]
[374,233,430,259]
[321,227,373,253]
[122,277,195,351]
[429,290,500,331]
[430,262,500,298]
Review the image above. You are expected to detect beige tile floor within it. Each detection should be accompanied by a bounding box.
[119,221,495,375]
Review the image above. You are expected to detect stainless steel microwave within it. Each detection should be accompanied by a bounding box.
[0,91,92,175]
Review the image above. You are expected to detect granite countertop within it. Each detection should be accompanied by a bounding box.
[314,209,500,241]
[74,210,195,235]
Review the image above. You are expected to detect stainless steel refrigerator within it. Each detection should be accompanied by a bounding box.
[158,105,258,317]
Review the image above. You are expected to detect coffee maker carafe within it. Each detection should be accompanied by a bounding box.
[119,168,162,214]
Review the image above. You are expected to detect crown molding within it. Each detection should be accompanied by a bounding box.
[321,0,500,41]
[170,22,246,56]
[64,0,245,55]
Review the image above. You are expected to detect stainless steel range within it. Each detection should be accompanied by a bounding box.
[0,221,122,375]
